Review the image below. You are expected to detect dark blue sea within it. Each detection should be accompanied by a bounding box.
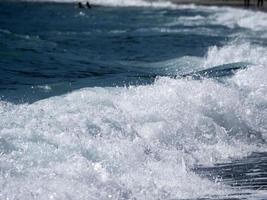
[0,1,266,200]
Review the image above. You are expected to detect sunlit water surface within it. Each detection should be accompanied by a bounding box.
[0,1,267,200]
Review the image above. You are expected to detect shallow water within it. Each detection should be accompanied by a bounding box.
[0,1,267,200]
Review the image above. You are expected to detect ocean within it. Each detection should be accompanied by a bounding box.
[0,1,266,199]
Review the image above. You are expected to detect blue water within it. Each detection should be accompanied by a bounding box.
[0,1,267,200]
[0,2,234,102]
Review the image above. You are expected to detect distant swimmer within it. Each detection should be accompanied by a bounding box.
[86,2,92,9]
[78,1,92,9]
[78,2,84,9]
[257,0,263,7]
[244,0,250,7]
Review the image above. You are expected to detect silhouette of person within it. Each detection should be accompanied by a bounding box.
[86,2,92,9]
[244,0,250,7]
[257,0,263,7]
[78,2,84,8]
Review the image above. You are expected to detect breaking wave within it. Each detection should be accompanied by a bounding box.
[1,40,267,199]
[1,2,267,199]
[18,0,178,8]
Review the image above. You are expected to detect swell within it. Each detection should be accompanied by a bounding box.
[0,42,267,199]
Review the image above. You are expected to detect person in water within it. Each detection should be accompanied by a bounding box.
[78,2,92,9]
[257,0,264,7]
[78,2,84,8]
[86,2,92,9]
[244,0,250,7]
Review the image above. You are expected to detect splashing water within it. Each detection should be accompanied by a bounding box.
[0,1,267,200]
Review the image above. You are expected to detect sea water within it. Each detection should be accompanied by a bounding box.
[0,1,266,199]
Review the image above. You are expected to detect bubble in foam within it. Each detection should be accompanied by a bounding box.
[1,55,266,198]
[1,4,267,198]
[203,42,267,68]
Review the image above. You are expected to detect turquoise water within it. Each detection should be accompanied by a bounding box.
[0,1,267,200]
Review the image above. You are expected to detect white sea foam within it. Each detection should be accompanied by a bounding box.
[19,0,178,8]
[166,5,267,36]
[1,40,267,199]
[91,0,177,8]
[212,7,267,31]
[1,3,267,200]
[203,42,267,68]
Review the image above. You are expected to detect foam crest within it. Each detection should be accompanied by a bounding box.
[166,5,267,36]
[1,48,266,198]
[213,7,267,31]
[92,0,177,8]
[1,3,267,199]
[190,5,267,31]
[203,42,267,68]
[21,0,178,8]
